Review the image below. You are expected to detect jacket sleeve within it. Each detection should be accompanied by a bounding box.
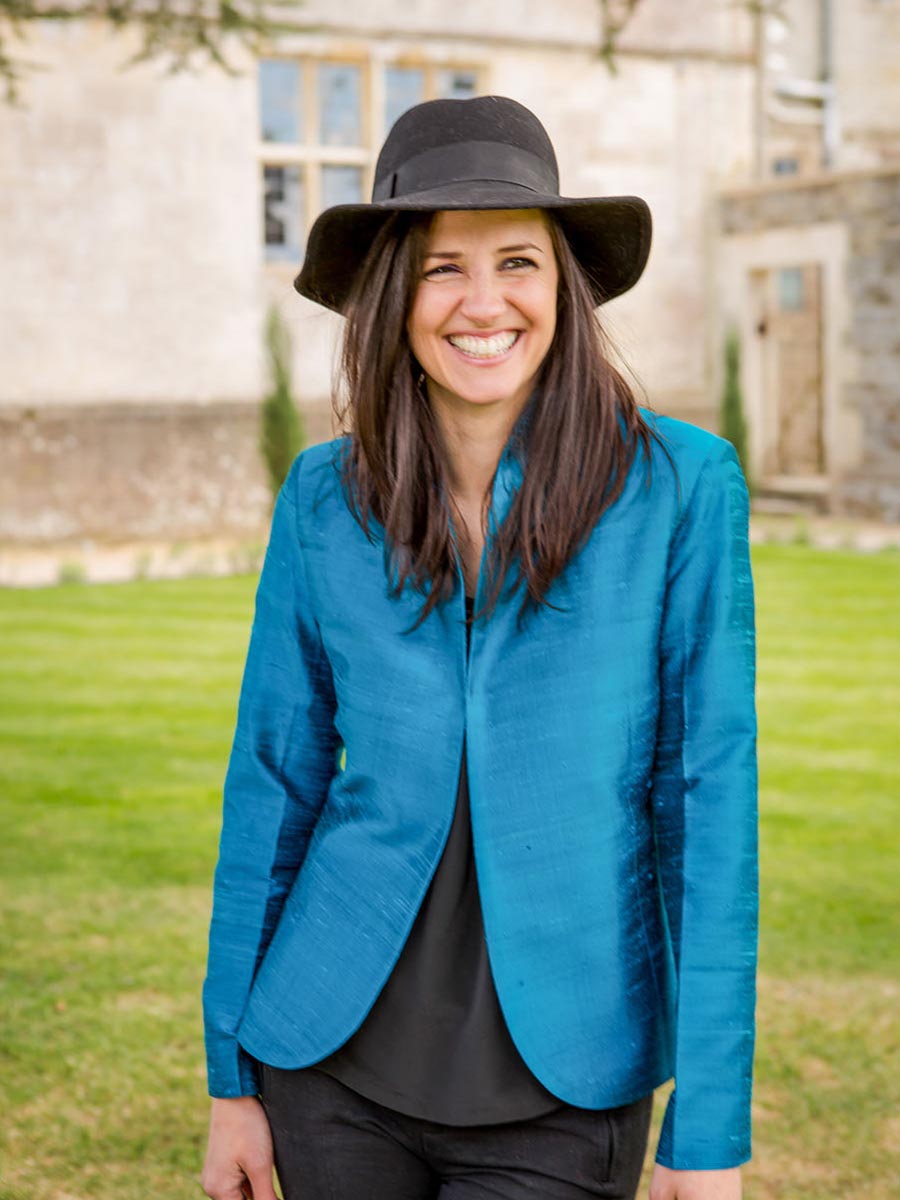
[202,452,339,1098]
[650,440,759,1170]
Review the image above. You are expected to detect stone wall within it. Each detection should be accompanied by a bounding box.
[833,0,900,170]
[719,169,900,521]
[278,0,754,58]
[0,21,264,409]
[0,401,335,545]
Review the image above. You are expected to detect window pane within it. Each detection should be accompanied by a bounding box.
[385,66,425,129]
[436,69,478,100]
[321,165,364,209]
[263,165,305,262]
[318,63,362,146]
[777,266,806,311]
[259,60,303,143]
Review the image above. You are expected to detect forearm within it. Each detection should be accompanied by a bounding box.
[650,442,759,1169]
[202,454,339,1097]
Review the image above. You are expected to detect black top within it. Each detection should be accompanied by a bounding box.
[312,595,564,1125]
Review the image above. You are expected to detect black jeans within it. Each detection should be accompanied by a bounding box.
[259,1065,654,1200]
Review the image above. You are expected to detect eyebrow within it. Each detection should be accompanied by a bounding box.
[423,242,546,260]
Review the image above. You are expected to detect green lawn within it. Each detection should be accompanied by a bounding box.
[1,546,898,1199]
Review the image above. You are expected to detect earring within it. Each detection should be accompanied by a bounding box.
[417,371,426,388]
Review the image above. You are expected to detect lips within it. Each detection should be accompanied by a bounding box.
[446,331,521,359]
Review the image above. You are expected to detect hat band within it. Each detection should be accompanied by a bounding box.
[372,140,559,203]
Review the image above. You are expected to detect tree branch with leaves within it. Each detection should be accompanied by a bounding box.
[596,0,643,73]
[0,0,310,102]
[2,0,784,105]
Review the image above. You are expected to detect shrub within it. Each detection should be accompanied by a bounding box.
[721,325,753,494]
[260,305,303,504]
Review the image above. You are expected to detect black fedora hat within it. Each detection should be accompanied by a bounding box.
[294,94,652,313]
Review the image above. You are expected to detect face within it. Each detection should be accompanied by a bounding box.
[406,209,559,416]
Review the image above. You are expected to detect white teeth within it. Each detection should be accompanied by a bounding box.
[448,331,519,358]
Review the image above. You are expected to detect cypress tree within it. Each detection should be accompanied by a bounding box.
[259,305,303,504]
[721,325,752,494]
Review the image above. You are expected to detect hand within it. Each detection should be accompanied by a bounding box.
[649,1164,742,1200]
[201,1096,279,1200]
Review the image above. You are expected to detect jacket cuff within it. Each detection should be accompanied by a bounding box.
[654,1086,752,1170]
[206,1033,261,1099]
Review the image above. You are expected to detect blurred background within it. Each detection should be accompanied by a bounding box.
[1,0,898,581]
[0,4,898,1199]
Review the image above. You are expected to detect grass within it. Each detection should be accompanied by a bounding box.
[1,546,899,1199]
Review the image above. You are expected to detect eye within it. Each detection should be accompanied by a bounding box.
[501,256,538,271]
[423,263,461,279]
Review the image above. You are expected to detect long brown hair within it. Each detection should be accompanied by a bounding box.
[335,209,677,634]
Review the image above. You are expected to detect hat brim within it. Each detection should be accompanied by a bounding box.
[293,181,652,313]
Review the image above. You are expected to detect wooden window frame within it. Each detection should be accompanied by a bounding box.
[258,53,484,267]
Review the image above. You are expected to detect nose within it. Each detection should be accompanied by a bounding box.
[458,269,507,325]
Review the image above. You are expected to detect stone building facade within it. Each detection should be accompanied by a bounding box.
[0,0,757,550]
[718,168,900,520]
[711,0,900,519]
[1,0,897,558]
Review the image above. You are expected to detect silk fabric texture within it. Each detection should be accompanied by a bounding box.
[202,403,759,1171]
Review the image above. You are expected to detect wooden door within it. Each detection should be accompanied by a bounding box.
[751,263,825,477]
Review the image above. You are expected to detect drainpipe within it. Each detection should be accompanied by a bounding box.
[768,0,838,173]
[753,6,766,180]
[820,0,837,168]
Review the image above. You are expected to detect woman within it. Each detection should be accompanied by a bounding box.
[201,95,758,1200]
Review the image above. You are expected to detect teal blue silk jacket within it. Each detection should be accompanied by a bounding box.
[202,404,759,1171]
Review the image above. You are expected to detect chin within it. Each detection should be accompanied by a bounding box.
[444,375,530,408]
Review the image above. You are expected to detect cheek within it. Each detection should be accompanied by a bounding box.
[405,302,421,351]
[407,296,440,359]
[531,286,558,344]
[519,277,558,326]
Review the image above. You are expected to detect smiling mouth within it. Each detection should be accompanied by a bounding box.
[446,331,521,360]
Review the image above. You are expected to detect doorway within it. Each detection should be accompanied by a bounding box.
[749,262,826,477]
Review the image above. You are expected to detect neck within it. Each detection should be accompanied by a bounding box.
[427,384,530,508]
